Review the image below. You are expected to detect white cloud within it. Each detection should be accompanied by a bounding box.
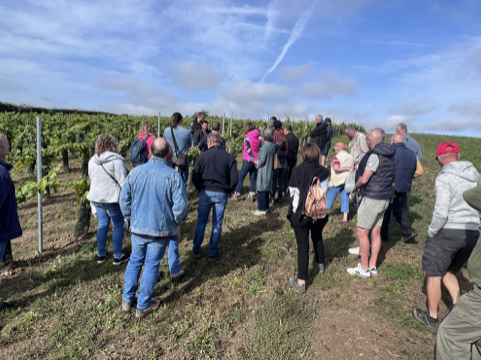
[424,119,481,133]
[449,100,481,119]
[278,64,313,84]
[302,70,359,100]
[173,61,224,91]
[224,81,292,104]
[368,115,420,133]
[390,99,435,116]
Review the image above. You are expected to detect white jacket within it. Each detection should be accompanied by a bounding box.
[86,152,127,204]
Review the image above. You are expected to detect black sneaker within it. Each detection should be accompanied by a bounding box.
[208,252,222,262]
[0,302,8,313]
[193,251,201,259]
[403,232,418,244]
[412,308,439,334]
[288,277,306,293]
[97,252,110,264]
[113,254,130,266]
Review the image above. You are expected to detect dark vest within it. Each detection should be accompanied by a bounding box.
[392,143,416,193]
[355,143,396,200]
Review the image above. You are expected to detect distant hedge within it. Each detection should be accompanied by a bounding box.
[0,101,117,116]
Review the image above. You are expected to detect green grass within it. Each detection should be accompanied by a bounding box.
[1,132,480,359]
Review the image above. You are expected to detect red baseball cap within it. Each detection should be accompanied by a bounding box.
[436,142,459,157]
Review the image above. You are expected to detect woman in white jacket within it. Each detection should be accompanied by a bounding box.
[87,134,129,265]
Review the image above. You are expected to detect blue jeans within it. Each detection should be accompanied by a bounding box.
[123,234,168,310]
[0,241,7,263]
[193,190,228,256]
[235,160,257,195]
[168,235,181,274]
[326,185,350,213]
[91,202,124,258]
[272,168,287,198]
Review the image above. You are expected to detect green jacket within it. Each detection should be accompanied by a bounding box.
[256,142,275,192]
[463,185,481,287]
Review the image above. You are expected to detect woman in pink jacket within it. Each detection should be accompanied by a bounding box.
[232,122,260,202]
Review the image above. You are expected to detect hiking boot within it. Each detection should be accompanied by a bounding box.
[253,210,267,216]
[135,299,161,318]
[97,252,110,264]
[208,252,223,262]
[122,300,133,312]
[403,232,418,244]
[368,267,378,277]
[318,264,325,274]
[288,277,306,293]
[246,195,255,202]
[113,254,130,266]
[231,194,239,202]
[412,308,439,334]
[171,269,185,280]
[347,263,371,278]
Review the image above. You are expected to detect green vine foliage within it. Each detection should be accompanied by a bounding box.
[15,166,61,204]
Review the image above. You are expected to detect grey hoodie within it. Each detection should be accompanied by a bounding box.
[86,152,128,204]
[428,161,480,237]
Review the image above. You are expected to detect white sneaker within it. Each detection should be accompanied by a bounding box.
[369,267,378,277]
[253,210,267,216]
[348,246,361,255]
[347,263,371,278]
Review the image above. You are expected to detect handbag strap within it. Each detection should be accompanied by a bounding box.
[100,164,121,188]
[170,127,180,157]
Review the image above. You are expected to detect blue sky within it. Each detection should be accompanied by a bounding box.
[1,0,481,136]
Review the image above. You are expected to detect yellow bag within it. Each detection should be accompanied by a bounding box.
[414,157,424,178]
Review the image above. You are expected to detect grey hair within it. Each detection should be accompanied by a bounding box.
[260,129,272,142]
[207,132,222,145]
[374,127,386,142]
[345,125,356,132]
[397,122,408,132]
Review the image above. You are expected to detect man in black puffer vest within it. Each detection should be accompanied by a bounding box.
[347,129,396,278]
[381,134,417,243]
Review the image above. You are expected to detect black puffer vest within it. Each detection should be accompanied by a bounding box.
[355,143,396,200]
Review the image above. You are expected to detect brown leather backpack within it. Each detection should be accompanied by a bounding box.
[304,177,328,221]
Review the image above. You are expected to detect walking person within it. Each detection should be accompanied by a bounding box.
[347,129,396,277]
[0,134,22,313]
[271,120,289,203]
[287,143,330,292]
[284,124,299,188]
[163,112,192,184]
[231,122,260,202]
[254,129,275,216]
[380,134,417,243]
[413,142,479,333]
[120,138,188,318]
[436,180,481,359]
[87,134,129,265]
[325,143,353,223]
[192,133,239,261]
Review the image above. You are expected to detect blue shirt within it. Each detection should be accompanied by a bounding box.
[404,134,423,161]
[163,126,192,162]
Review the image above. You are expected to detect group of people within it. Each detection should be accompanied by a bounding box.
[1,112,481,358]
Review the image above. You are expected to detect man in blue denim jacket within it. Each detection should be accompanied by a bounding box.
[120,138,188,318]
[192,133,238,261]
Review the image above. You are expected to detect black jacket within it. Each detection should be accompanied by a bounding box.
[356,143,396,200]
[198,132,225,152]
[286,132,299,164]
[287,161,329,225]
[310,121,328,150]
[192,145,239,194]
[392,143,416,193]
[0,160,22,242]
[190,120,202,137]
[193,129,210,147]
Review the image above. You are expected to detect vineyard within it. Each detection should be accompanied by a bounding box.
[0,107,363,239]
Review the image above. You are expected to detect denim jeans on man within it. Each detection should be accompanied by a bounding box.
[235,160,257,195]
[123,234,168,310]
[326,185,350,213]
[168,235,181,274]
[91,202,124,258]
[193,190,228,256]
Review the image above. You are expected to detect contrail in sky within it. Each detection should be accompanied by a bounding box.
[261,2,317,82]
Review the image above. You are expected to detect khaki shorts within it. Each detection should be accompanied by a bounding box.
[357,197,389,229]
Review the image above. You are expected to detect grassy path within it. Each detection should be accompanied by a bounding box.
[1,133,479,359]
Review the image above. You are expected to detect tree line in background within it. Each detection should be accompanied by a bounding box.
[0,104,365,236]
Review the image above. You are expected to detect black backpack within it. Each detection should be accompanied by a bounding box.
[129,135,152,166]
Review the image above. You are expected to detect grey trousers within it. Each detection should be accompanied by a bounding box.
[437,284,481,359]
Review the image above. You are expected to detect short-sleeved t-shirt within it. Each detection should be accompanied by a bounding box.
[163,126,192,162]
[365,154,379,172]
[332,156,341,166]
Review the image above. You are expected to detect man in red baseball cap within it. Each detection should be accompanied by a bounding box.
[413,142,480,333]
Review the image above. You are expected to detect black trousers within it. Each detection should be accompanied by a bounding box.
[292,215,329,280]
[381,192,414,240]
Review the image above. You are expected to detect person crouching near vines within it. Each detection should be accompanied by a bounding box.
[0,133,22,313]
[87,134,129,266]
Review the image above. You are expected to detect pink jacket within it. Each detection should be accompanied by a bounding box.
[243,129,260,162]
